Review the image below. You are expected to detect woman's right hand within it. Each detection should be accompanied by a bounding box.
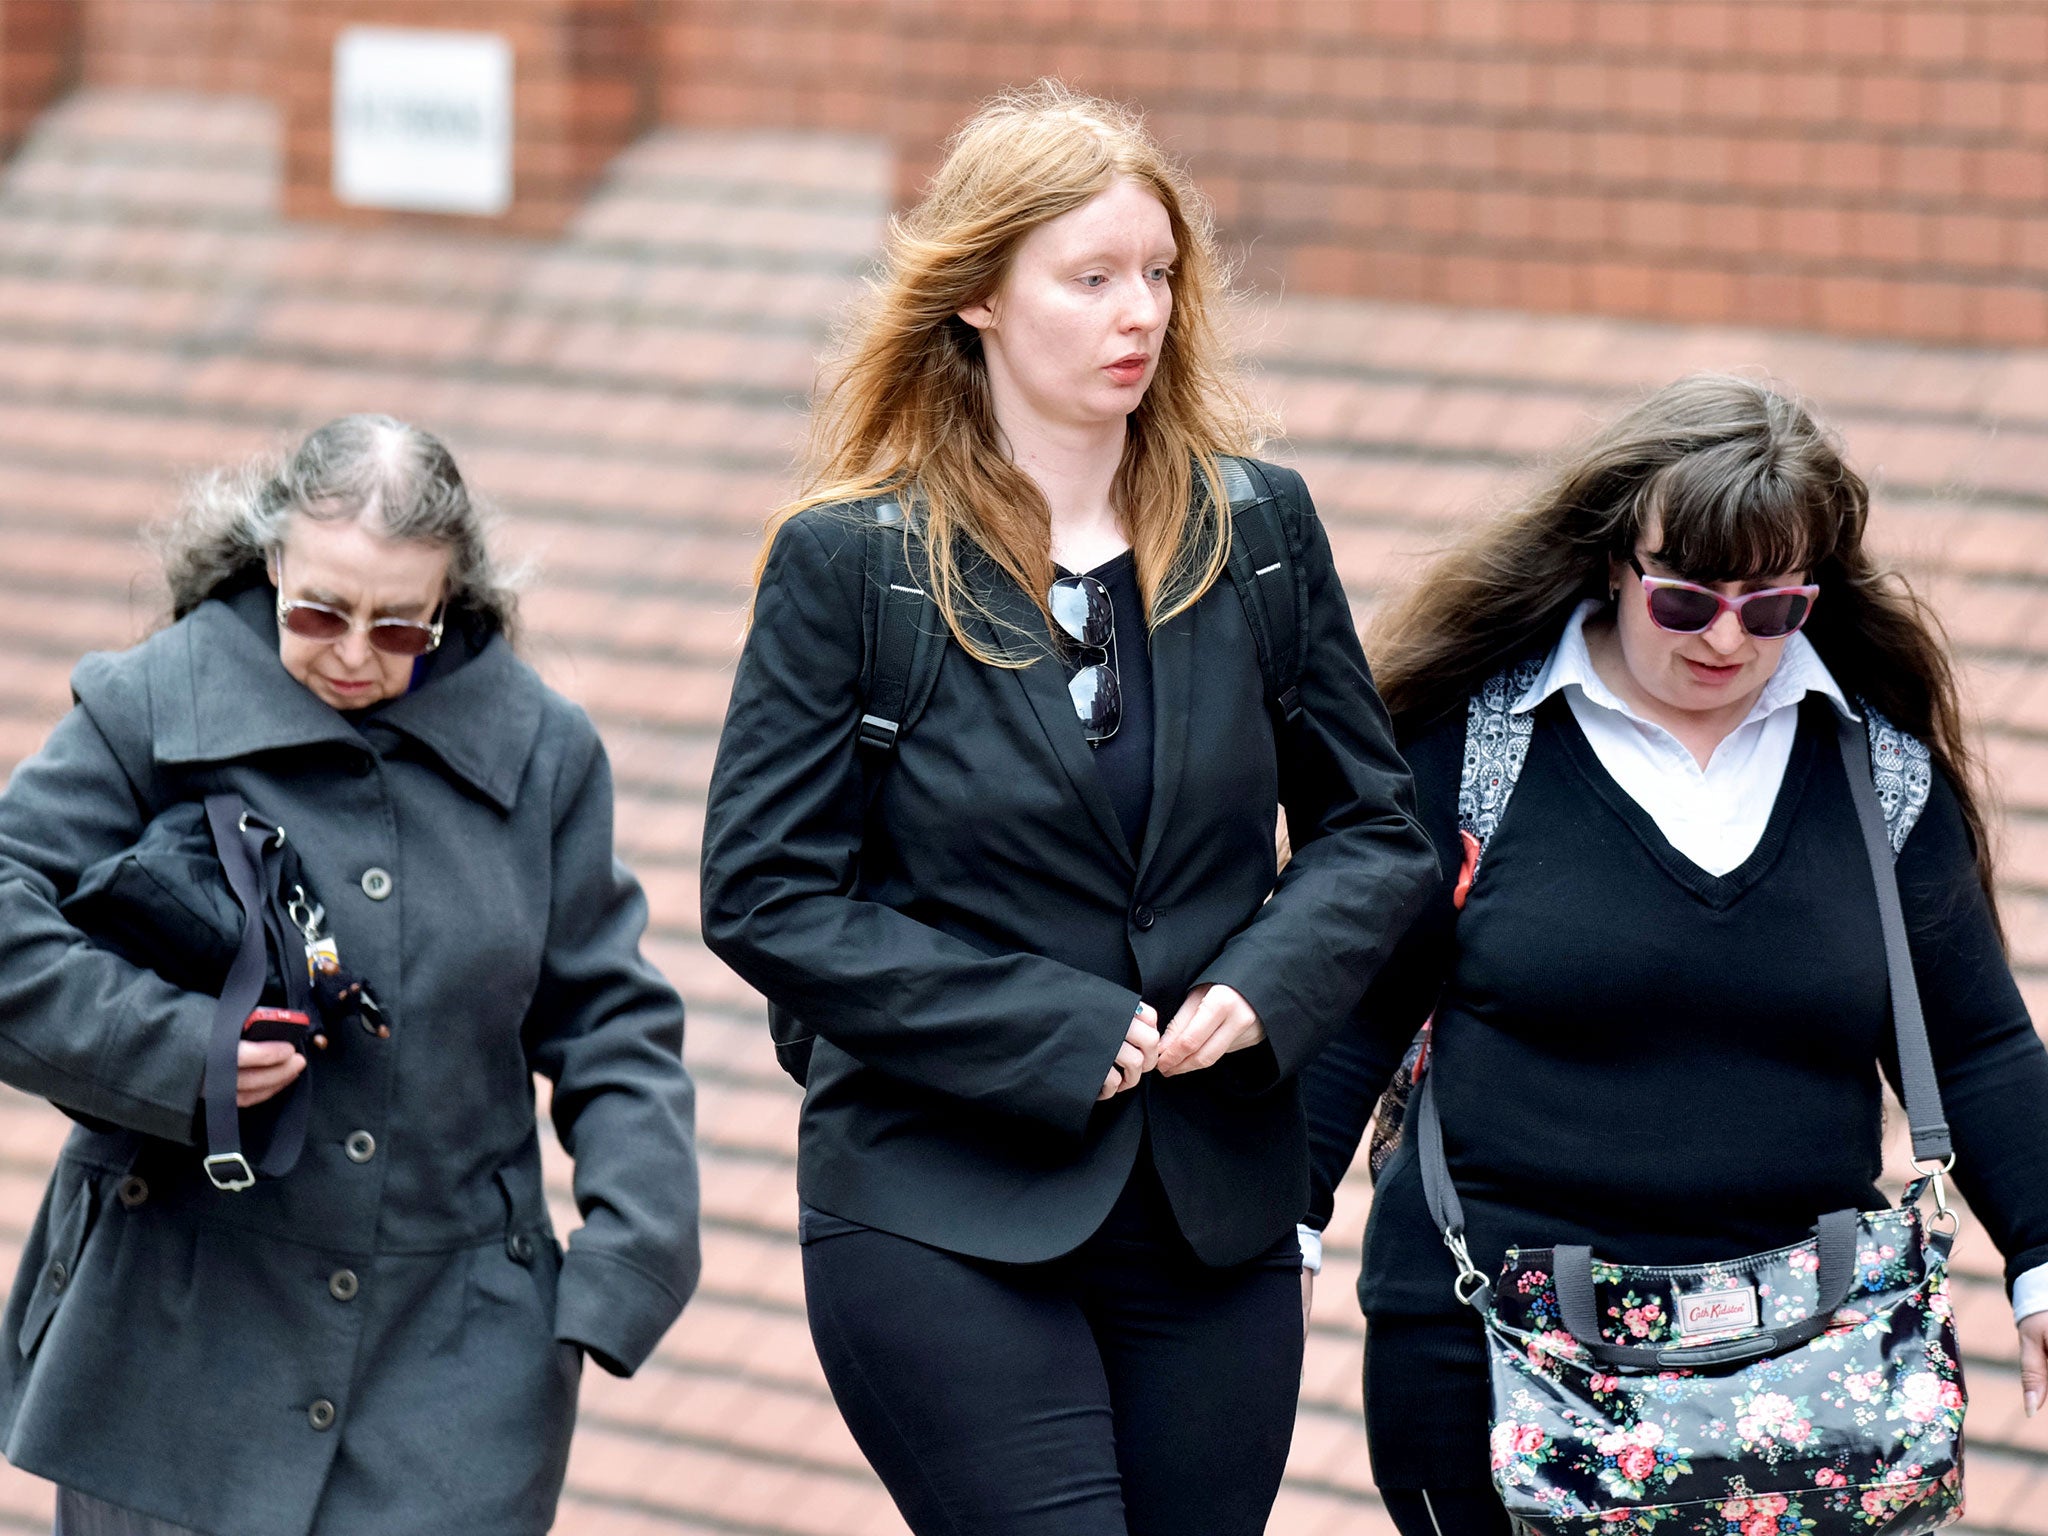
[236,1039,306,1108]
[1098,1003,1161,1100]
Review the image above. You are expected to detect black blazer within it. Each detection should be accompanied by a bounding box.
[699,463,1435,1266]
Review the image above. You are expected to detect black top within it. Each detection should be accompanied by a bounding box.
[700,468,1435,1267]
[1057,549,1155,853]
[1302,693,2048,1317]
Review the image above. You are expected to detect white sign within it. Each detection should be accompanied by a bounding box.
[333,26,513,216]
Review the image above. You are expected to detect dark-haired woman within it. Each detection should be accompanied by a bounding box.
[699,85,1433,1536]
[1298,373,2048,1536]
[0,416,699,1536]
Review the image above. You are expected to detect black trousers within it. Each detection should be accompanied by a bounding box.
[1381,1489,1515,1536]
[1365,1314,1511,1536]
[800,1158,1304,1536]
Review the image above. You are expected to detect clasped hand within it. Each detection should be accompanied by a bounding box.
[1096,983,1266,1101]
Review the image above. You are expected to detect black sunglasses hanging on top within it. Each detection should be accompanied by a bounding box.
[1049,574,1121,746]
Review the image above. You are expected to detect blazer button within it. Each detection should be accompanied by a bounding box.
[359,868,393,901]
[116,1175,150,1209]
[344,1130,377,1164]
[307,1399,336,1432]
[506,1232,535,1265]
[328,1268,359,1302]
[46,1260,68,1292]
[1132,904,1156,931]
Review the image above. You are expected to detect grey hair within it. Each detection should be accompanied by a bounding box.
[155,414,523,639]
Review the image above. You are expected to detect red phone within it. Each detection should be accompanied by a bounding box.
[242,1007,313,1045]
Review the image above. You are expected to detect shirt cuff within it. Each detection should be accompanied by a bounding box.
[1296,1224,1322,1275]
[2012,1261,2048,1323]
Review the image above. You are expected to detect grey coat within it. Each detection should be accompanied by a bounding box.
[0,589,700,1536]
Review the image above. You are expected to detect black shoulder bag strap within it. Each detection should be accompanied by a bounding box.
[857,496,944,761]
[1218,456,1305,728]
[201,795,311,1191]
[768,499,945,1087]
[1415,710,1953,1365]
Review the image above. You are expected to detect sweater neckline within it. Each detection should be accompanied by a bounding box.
[1544,693,1823,910]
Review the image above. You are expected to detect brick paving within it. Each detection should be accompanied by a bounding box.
[0,88,2043,1534]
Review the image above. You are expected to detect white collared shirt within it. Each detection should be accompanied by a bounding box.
[1514,600,1854,878]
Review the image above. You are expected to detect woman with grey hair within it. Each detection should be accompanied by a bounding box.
[0,415,701,1536]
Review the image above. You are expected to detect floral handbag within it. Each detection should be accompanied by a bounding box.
[1413,715,1967,1536]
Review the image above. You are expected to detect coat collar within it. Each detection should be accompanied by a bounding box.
[146,593,544,813]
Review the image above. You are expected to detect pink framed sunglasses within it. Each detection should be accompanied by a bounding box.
[1628,555,1819,640]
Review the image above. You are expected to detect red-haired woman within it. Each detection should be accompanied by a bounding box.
[700,84,1433,1535]
[1301,374,2048,1536]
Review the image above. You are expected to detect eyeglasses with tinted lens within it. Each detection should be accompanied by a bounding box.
[1049,574,1120,746]
[1627,556,1819,640]
[274,559,446,657]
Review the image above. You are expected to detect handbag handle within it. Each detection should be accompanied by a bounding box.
[200,795,311,1192]
[1418,709,1954,1315]
[1550,1209,1860,1369]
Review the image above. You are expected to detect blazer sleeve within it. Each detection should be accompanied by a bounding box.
[699,513,1138,1140]
[1192,466,1439,1091]
[1881,761,2048,1291]
[0,654,215,1142]
[524,703,701,1378]
[1298,713,1465,1229]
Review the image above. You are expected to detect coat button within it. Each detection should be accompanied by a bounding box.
[328,1268,359,1302]
[116,1176,150,1208]
[307,1399,336,1431]
[46,1260,67,1292]
[1132,904,1156,931]
[359,868,393,901]
[507,1232,535,1265]
[344,1130,377,1163]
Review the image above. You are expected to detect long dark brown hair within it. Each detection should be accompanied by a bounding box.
[1371,373,2000,922]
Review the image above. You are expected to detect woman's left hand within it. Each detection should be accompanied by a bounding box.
[1156,984,1265,1075]
[2022,1312,2048,1416]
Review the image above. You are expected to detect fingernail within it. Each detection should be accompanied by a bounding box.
[2028,1390,2040,1418]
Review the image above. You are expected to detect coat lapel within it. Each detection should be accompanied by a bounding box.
[1132,592,1195,884]
[973,565,1135,868]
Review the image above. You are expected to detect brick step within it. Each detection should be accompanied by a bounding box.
[596,131,890,202]
[561,1418,908,1536]
[1,151,275,219]
[0,215,867,332]
[552,1496,740,1536]
[0,345,812,467]
[1257,297,2048,433]
[17,92,276,154]
[1265,363,2048,487]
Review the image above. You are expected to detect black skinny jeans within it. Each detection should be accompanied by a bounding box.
[800,1157,1304,1536]
[1381,1489,1515,1536]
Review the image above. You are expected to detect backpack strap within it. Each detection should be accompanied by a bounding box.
[856,497,945,760]
[1862,705,1932,857]
[1451,656,1546,908]
[1218,456,1306,726]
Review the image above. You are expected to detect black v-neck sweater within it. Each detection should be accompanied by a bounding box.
[1304,694,2048,1318]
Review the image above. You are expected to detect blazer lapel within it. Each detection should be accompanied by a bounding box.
[1132,593,1195,884]
[973,567,1135,868]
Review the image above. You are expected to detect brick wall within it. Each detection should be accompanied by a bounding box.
[49,0,2048,345]
[0,0,80,158]
[80,0,289,96]
[279,0,652,235]
[658,0,2048,347]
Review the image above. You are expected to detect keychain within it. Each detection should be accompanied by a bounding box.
[287,886,390,1044]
